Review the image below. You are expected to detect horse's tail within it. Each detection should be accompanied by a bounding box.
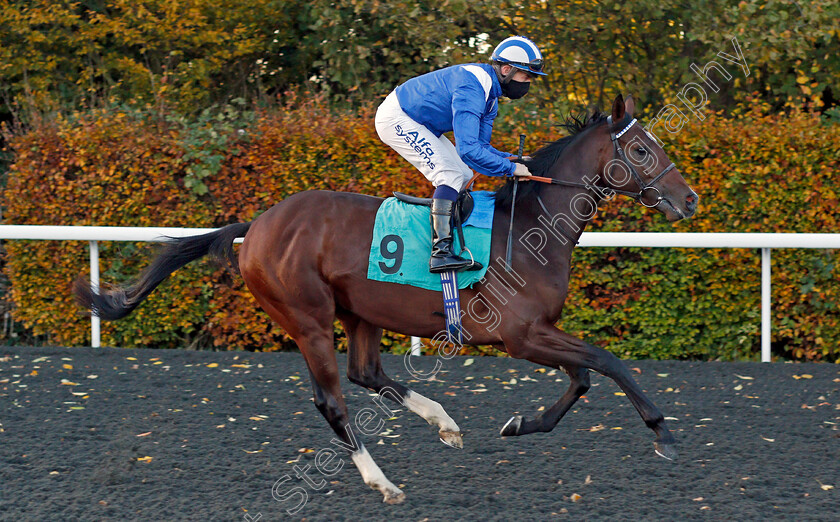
[73,222,252,321]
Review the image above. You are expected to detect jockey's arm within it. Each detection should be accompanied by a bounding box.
[451,86,516,177]
[478,103,512,159]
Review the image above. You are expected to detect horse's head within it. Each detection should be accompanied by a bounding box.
[597,95,698,221]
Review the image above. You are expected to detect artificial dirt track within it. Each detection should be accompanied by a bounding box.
[1,345,838,521]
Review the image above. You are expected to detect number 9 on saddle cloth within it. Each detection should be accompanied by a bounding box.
[367,190,496,344]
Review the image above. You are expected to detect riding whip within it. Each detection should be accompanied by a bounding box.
[505,134,526,272]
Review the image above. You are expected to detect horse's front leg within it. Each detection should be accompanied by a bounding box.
[502,323,677,460]
[501,365,590,436]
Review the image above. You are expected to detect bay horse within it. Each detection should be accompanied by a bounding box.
[75,95,698,504]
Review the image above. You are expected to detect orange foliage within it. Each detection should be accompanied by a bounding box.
[4,98,839,361]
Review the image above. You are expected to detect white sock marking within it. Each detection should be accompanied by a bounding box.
[404,390,460,433]
[351,448,401,496]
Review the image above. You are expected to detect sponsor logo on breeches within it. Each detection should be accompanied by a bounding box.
[395,124,435,170]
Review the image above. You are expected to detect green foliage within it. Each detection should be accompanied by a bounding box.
[2,0,836,121]
[0,0,287,119]
[300,0,499,103]
[684,0,839,110]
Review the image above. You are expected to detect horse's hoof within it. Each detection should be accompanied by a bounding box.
[439,430,464,449]
[654,441,678,461]
[383,488,406,504]
[500,415,523,437]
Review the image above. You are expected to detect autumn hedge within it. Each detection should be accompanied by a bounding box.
[2,98,838,361]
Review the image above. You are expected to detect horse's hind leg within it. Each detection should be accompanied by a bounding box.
[301,338,404,504]
[243,281,405,503]
[504,323,677,460]
[339,313,463,449]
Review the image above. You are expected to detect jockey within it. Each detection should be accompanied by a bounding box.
[375,36,546,273]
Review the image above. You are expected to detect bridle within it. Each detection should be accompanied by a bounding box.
[527,115,676,207]
[605,115,676,208]
[523,114,679,245]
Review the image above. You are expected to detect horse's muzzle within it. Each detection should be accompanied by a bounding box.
[661,189,699,221]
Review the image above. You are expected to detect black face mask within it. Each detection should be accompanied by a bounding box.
[502,79,530,99]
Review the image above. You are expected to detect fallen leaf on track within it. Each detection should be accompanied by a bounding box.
[735,374,753,380]
[463,358,474,366]
[136,456,153,463]
[583,424,606,432]
[136,432,152,437]
[570,493,582,502]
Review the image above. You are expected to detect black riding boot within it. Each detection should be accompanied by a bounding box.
[429,199,470,273]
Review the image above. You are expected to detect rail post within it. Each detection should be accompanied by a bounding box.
[761,247,771,362]
[89,240,100,348]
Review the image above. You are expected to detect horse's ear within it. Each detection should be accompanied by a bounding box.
[611,94,625,122]
[624,95,635,117]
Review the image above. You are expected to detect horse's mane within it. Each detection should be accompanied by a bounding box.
[494,111,609,208]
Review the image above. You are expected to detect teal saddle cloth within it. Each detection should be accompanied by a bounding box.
[367,191,495,290]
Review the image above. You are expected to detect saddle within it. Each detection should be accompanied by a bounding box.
[392,190,475,224]
[393,189,475,257]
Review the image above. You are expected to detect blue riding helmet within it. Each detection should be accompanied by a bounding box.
[490,36,547,76]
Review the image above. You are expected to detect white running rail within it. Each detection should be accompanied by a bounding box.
[1,226,838,362]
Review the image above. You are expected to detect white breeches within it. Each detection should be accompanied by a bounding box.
[375,91,474,191]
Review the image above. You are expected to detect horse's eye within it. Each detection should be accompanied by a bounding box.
[635,147,647,156]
